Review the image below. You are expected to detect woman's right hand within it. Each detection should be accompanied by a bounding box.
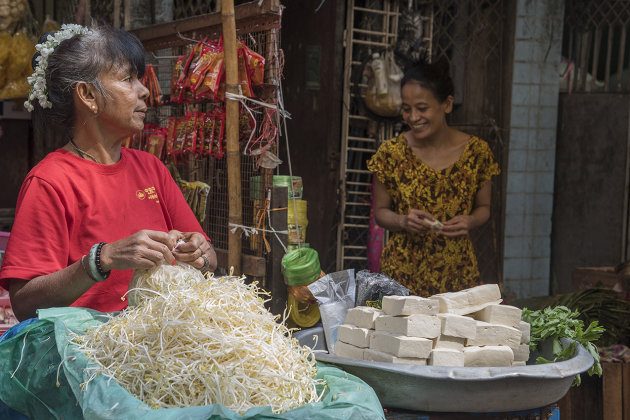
[400,209,437,233]
[99,230,179,271]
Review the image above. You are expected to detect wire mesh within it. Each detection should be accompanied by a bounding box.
[140,21,282,258]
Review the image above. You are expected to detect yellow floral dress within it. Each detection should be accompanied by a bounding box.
[366,134,500,297]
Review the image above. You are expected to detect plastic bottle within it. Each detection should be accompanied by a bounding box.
[371,52,388,95]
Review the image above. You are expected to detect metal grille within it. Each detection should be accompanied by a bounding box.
[564,0,630,92]
[337,0,507,286]
[173,0,220,20]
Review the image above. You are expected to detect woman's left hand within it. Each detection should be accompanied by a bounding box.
[439,215,474,237]
[170,230,217,272]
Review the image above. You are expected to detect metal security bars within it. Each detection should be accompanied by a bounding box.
[564,0,630,93]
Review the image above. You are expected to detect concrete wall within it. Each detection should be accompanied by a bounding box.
[503,0,564,299]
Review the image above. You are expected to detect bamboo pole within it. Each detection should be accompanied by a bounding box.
[221,0,242,274]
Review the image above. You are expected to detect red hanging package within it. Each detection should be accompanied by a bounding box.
[178,40,207,103]
[140,65,162,108]
[170,56,186,102]
[237,45,253,98]
[196,49,224,102]
[243,45,265,86]
[211,109,226,158]
[183,111,200,154]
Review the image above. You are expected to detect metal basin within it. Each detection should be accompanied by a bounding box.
[295,326,594,412]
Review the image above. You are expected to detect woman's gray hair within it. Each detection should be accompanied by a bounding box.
[31,24,146,139]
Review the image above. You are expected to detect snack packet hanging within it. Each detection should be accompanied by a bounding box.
[244,45,265,86]
[178,40,207,103]
[237,45,253,98]
[170,56,186,102]
[200,112,215,156]
[211,109,226,158]
[197,49,224,102]
[184,46,214,95]
[172,116,188,155]
[140,65,162,108]
[146,129,167,160]
[183,111,199,153]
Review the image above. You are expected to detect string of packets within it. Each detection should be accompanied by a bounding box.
[170,37,265,104]
[121,107,254,160]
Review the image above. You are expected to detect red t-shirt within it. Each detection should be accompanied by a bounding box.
[0,148,208,312]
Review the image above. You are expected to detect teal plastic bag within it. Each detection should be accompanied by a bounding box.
[0,307,384,419]
[0,318,82,419]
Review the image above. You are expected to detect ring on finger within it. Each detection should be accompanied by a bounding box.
[200,255,211,273]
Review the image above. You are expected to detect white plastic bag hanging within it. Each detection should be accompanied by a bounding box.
[365,50,403,117]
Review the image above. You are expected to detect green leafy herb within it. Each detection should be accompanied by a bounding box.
[521,306,605,386]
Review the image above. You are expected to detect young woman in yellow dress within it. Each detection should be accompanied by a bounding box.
[367,59,500,296]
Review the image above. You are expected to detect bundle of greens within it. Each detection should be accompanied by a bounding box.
[521,306,605,386]
[554,288,630,347]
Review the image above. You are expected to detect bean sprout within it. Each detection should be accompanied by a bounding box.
[70,263,325,413]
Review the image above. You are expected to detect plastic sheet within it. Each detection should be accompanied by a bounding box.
[354,270,409,307]
[0,307,385,419]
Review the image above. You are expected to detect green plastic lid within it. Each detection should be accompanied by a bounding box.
[281,248,321,286]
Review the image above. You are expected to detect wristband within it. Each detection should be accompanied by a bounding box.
[88,242,110,282]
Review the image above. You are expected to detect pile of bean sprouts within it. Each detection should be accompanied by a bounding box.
[70,264,325,413]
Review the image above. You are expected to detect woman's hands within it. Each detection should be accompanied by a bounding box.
[439,215,474,237]
[99,229,217,273]
[400,211,473,237]
[99,230,178,271]
[170,231,217,272]
[399,209,437,233]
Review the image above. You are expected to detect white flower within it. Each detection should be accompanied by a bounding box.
[24,23,91,112]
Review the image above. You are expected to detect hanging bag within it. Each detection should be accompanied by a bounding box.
[364,50,403,117]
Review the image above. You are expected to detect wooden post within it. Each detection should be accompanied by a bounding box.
[603,362,623,420]
[269,186,288,315]
[221,0,242,274]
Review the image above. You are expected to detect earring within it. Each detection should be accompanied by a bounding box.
[91,105,97,113]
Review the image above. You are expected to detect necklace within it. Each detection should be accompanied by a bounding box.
[70,139,100,164]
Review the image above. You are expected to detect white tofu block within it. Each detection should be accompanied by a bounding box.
[511,343,531,362]
[375,314,441,338]
[437,313,477,339]
[519,320,531,344]
[344,306,381,329]
[428,348,464,366]
[466,321,521,348]
[433,334,466,351]
[337,324,371,348]
[382,295,439,316]
[512,361,527,367]
[464,346,514,367]
[370,330,433,358]
[364,349,427,365]
[333,341,365,360]
[472,304,522,328]
[431,284,502,315]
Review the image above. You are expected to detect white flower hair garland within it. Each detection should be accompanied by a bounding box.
[24,23,90,112]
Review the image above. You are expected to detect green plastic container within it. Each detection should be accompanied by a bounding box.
[249,176,303,200]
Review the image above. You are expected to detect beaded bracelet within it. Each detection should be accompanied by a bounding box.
[88,242,110,282]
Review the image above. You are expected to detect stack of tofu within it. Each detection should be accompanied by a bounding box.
[334,284,531,367]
